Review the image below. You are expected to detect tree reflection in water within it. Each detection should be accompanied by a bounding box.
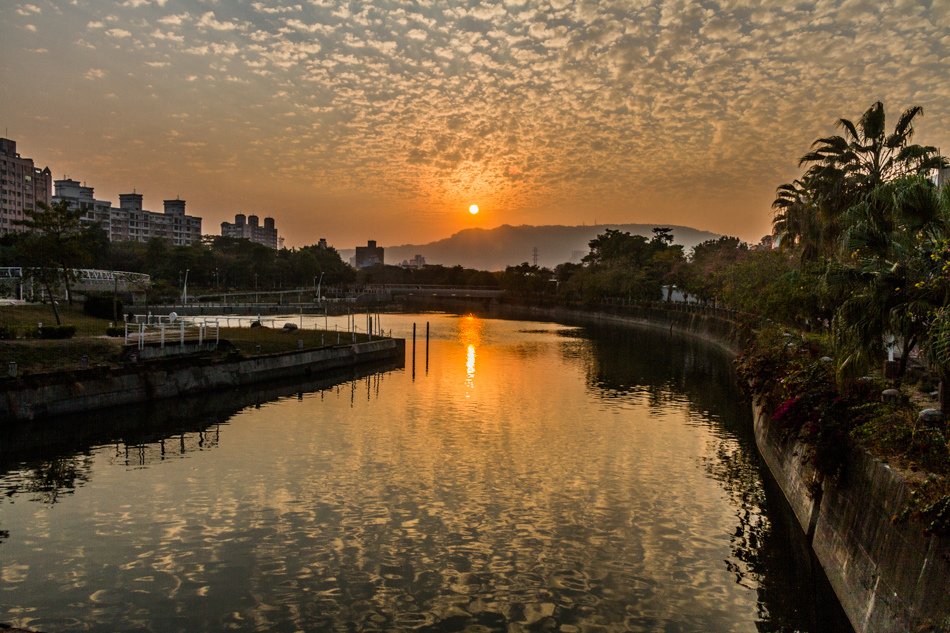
[3,454,94,505]
[573,323,852,632]
[0,359,402,513]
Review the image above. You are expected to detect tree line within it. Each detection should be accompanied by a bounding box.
[502,101,950,389]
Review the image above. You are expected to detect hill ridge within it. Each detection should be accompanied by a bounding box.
[341,223,721,271]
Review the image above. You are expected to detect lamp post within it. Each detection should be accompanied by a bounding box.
[181,268,190,305]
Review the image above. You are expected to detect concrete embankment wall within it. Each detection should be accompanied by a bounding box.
[755,401,950,633]
[0,338,404,422]
[419,297,948,633]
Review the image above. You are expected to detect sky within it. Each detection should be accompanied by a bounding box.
[2,0,949,249]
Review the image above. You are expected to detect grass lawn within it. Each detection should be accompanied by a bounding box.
[0,304,122,374]
[0,303,117,337]
[0,338,124,374]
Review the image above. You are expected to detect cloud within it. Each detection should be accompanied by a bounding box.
[158,14,186,25]
[251,2,301,13]
[196,11,242,31]
[7,0,950,245]
[84,68,106,80]
[16,4,41,16]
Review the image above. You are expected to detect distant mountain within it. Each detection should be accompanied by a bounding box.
[340,224,721,271]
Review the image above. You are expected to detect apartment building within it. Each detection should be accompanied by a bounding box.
[53,181,202,245]
[0,138,52,235]
[221,213,279,249]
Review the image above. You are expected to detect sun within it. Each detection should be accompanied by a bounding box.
[469,204,479,215]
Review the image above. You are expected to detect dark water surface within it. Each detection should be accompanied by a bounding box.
[0,314,851,632]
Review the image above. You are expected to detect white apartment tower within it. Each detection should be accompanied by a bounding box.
[0,138,52,235]
[52,180,202,245]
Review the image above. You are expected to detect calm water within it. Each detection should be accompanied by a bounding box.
[0,313,850,632]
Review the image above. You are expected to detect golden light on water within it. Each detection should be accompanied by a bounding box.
[459,315,482,389]
[466,344,476,385]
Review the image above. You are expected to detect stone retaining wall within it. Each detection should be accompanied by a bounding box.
[0,338,404,422]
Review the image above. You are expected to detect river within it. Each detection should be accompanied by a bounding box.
[0,313,850,632]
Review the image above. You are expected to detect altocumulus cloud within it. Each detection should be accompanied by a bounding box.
[2,0,949,243]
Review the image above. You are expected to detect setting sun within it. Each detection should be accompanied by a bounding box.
[469,204,479,215]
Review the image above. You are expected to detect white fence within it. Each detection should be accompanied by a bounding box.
[124,319,220,350]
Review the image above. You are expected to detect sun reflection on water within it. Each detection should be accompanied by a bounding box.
[458,315,482,390]
[466,344,476,385]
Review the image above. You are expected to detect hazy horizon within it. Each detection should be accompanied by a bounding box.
[3,0,948,248]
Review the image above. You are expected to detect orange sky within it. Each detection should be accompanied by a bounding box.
[2,0,948,249]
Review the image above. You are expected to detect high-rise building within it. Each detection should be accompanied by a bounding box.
[109,194,202,245]
[52,178,114,236]
[354,240,384,268]
[220,213,279,249]
[0,138,52,235]
[53,179,202,245]
[400,254,426,268]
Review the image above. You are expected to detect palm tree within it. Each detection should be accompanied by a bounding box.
[831,175,949,382]
[799,101,946,198]
[772,177,826,260]
[773,102,947,260]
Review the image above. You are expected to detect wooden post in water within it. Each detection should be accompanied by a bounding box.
[412,322,416,381]
[426,321,430,373]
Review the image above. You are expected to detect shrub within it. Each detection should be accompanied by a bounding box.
[26,325,77,339]
[0,324,16,340]
[105,326,125,337]
[83,293,123,320]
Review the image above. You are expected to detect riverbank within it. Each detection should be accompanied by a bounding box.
[0,337,404,422]
[439,299,948,633]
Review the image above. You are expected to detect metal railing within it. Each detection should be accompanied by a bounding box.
[124,319,220,350]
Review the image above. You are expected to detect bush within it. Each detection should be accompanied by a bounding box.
[83,293,123,320]
[26,325,77,339]
[0,324,16,340]
[105,326,125,337]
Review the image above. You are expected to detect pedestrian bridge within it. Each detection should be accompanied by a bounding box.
[0,267,151,299]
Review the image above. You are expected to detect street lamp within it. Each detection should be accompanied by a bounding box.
[181,268,190,304]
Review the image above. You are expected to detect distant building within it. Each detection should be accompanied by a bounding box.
[932,167,950,189]
[221,213,279,249]
[317,237,328,249]
[354,240,384,268]
[0,138,52,235]
[52,178,115,236]
[53,180,202,245]
[400,254,426,268]
[109,193,202,246]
